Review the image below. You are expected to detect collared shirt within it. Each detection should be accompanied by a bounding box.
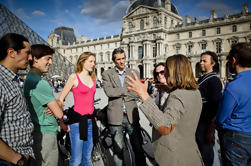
[216,70,251,135]
[0,64,34,157]
[115,67,127,113]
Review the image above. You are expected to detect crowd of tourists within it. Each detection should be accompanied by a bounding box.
[1,32,251,166]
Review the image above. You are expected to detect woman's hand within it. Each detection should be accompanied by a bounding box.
[126,71,150,102]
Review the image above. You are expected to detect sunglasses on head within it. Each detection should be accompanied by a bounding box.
[156,70,165,76]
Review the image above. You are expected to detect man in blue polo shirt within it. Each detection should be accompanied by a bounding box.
[216,43,251,166]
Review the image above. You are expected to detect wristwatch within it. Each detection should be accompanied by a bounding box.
[16,154,27,166]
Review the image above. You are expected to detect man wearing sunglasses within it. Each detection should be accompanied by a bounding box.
[196,51,222,166]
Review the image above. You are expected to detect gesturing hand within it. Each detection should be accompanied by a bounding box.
[125,71,149,102]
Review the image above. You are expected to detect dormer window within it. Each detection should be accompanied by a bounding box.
[153,16,158,28]
[232,25,237,32]
[140,19,144,30]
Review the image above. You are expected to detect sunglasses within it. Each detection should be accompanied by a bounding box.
[156,70,165,76]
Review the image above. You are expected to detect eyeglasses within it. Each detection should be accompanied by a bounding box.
[156,70,165,76]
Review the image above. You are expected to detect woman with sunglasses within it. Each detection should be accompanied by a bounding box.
[126,54,203,166]
[152,63,169,110]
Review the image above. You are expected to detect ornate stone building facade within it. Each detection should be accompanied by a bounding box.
[48,0,251,80]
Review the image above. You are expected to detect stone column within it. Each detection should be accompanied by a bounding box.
[129,43,136,60]
[96,65,101,80]
[189,57,198,77]
[143,41,151,58]
[220,54,226,79]
[156,40,164,56]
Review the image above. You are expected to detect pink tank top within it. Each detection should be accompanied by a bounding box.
[72,74,96,116]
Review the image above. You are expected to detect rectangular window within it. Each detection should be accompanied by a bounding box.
[176,33,180,40]
[176,46,180,54]
[189,31,192,38]
[202,29,206,36]
[232,25,237,32]
[202,43,207,52]
[188,45,192,54]
[216,42,222,53]
[153,46,157,57]
[138,46,143,59]
[216,27,221,34]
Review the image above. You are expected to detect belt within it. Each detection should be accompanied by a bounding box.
[223,130,251,137]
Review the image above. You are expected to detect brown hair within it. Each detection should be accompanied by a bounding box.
[30,44,55,66]
[228,43,251,68]
[165,54,198,91]
[75,52,96,79]
[153,62,166,83]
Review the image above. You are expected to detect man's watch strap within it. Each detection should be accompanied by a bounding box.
[16,154,28,166]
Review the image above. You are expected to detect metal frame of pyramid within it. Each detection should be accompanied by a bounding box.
[0,3,74,79]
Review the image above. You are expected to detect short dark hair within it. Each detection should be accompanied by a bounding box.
[153,62,165,83]
[112,47,125,62]
[30,44,55,66]
[228,43,251,68]
[201,51,219,72]
[0,33,29,61]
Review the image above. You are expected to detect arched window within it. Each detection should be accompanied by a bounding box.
[129,22,133,32]
[140,19,144,30]
[153,16,158,28]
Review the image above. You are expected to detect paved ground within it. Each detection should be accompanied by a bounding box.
[54,88,221,166]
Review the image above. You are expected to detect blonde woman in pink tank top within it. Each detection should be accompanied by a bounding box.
[59,52,96,166]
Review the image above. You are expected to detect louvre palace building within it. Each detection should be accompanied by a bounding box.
[48,0,251,80]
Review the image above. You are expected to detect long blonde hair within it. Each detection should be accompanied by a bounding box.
[165,54,198,90]
[75,52,96,80]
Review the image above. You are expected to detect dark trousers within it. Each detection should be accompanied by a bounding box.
[109,115,146,166]
[0,160,12,166]
[196,121,215,166]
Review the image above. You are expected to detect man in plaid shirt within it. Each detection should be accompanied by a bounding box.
[0,33,34,166]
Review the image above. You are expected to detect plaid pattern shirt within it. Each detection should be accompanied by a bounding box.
[0,64,34,157]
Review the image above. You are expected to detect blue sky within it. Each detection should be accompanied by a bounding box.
[0,0,250,41]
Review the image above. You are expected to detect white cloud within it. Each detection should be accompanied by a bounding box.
[197,16,208,20]
[16,8,30,19]
[196,2,239,16]
[32,10,46,16]
[80,0,129,24]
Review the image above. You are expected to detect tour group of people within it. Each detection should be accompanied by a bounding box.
[0,32,251,166]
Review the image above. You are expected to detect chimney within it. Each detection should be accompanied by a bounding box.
[184,15,191,24]
[165,0,171,11]
[210,10,217,20]
[157,0,162,7]
[242,4,248,15]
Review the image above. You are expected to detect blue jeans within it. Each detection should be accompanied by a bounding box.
[109,115,146,166]
[69,121,93,166]
[221,130,251,166]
